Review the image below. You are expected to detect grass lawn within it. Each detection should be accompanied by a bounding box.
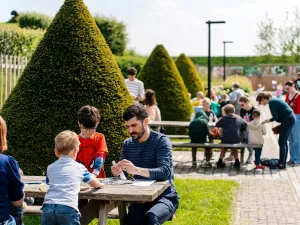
[24,179,238,225]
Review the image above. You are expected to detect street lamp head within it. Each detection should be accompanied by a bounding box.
[206,21,226,24]
[223,41,234,44]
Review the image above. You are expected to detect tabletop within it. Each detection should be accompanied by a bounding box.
[22,176,170,202]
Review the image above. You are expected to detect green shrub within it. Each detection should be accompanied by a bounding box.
[224,75,253,93]
[1,0,132,175]
[116,55,147,78]
[0,24,44,56]
[175,53,205,97]
[94,15,127,56]
[18,12,52,30]
[138,45,192,133]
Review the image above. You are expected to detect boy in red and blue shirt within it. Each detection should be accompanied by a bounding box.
[76,105,108,178]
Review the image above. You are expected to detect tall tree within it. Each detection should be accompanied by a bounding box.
[1,0,132,175]
[94,15,127,56]
[254,14,276,62]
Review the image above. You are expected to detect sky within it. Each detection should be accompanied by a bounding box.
[1,0,300,56]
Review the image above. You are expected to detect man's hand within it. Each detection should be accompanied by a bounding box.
[111,161,123,177]
[119,159,138,175]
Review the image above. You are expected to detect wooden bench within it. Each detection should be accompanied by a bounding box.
[24,205,174,221]
[172,142,263,164]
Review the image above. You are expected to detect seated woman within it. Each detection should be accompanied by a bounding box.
[144,89,162,132]
[0,116,24,225]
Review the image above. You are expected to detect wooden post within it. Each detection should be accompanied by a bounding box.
[13,56,17,87]
[118,201,127,225]
[9,55,12,95]
[17,56,21,80]
[5,55,8,101]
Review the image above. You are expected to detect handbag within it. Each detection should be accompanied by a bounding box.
[272,125,280,135]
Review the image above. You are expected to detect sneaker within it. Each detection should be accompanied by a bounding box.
[217,161,226,168]
[246,155,254,164]
[203,161,212,167]
[278,164,286,169]
[224,155,234,161]
[287,161,296,166]
[255,165,265,170]
[233,160,240,169]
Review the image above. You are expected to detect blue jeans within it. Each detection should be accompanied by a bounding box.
[279,114,295,166]
[9,205,23,225]
[125,196,178,225]
[0,215,16,225]
[253,148,262,165]
[288,114,300,163]
[41,204,80,225]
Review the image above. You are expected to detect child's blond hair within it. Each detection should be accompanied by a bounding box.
[55,131,80,155]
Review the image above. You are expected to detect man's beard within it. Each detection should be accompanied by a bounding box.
[130,126,145,140]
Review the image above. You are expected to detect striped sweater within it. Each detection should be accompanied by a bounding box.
[121,131,178,199]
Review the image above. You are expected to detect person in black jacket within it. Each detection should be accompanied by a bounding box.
[216,104,247,169]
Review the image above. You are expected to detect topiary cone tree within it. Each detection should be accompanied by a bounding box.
[1,0,132,175]
[175,53,205,97]
[138,45,192,128]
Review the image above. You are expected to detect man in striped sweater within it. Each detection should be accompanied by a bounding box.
[111,104,179,225]
[125,67,145,103]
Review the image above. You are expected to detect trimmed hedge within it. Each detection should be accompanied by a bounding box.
[1,0,132,175]
[18,12,53,30]
[138,45,192,129]
[175,53,205,97]
[0,24,45,56]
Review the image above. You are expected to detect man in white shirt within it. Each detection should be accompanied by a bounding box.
[125,67,145,103]
[229,82,245,115]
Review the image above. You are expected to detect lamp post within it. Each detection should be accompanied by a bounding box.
[206,20,225,98]
[223,41,233,81]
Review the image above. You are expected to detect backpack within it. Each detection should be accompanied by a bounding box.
[261,157,279,169]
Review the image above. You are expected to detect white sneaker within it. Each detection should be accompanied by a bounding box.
[224,155,234,161]
[246,155,254,164]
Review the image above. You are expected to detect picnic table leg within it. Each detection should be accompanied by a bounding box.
[98,201,119,225]
[192,147,197,166]
[240,148,245,164]
[118,201,126,225]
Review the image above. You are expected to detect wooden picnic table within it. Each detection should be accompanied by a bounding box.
[22,176,169,225]
[149,121,216,128]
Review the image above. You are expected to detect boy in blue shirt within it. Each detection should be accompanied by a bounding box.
[42,131,104,225]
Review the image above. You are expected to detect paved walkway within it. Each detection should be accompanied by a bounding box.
[172,102,300,224]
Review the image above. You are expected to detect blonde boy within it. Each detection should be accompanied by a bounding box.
[42,131,104,225]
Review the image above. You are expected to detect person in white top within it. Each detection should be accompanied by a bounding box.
[247,109,266,170]
[144,89,162,132]
[256,84,265,95]
[125,67,145,103]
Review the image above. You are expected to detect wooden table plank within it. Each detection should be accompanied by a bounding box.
[23,177,169,202]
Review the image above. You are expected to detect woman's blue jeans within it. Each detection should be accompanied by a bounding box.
[288,114,300,163]
[279,114,295,166]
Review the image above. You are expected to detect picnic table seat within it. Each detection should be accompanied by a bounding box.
[24,205,175,221]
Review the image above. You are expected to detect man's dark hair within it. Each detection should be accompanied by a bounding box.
[127,67,137,76]
[123,104,148,121]
[78,105,100,128]
[252,109,261,118]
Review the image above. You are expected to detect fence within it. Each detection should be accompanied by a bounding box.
[0,55,28,108]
